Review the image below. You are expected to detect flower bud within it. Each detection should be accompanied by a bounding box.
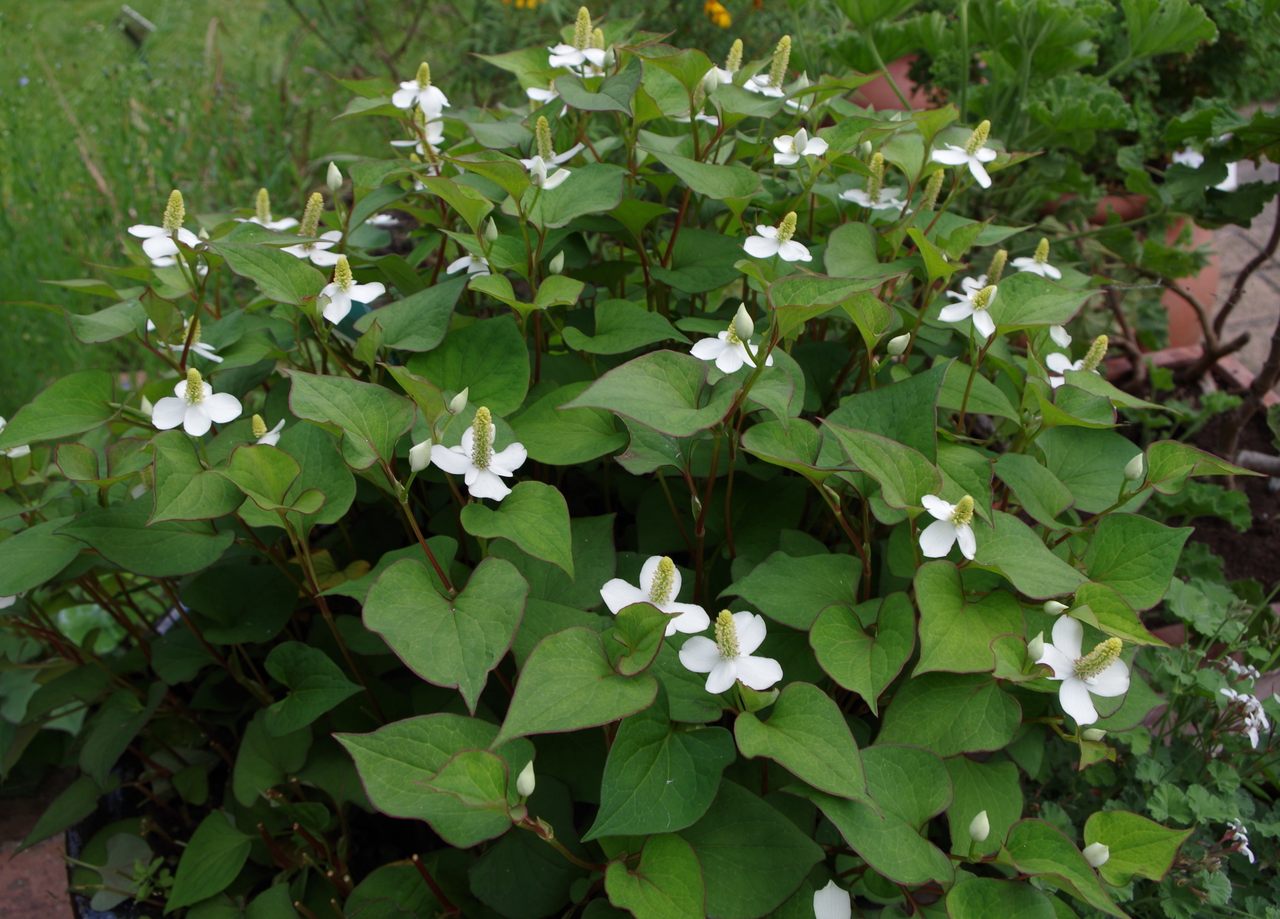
[140,395,154,418]
[449,387,470,415]
[409,438,433,472]
[1083,842,1110,868]
[732,303,754,342]
[1082,728,1107,742]
[859,140,873,159]
[886,333,910,356]
[1124,453,1145,482]
[484,218,499,242]
[1027,631,1045,660]
[516,760,536,797]
[969,810,990,843]
[548,251,565,275]
[327,162,343,193]
[1043,601,1069,616]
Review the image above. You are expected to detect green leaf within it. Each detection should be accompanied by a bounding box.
[1037,428,1141,513]
[232,710,311,806]
[735,682,867,800]
[496,627,658,744]
[1083,810,1191,885]
[214,241,327,305]
[994,454,1074,528]
[79,684,164,786]
[878,673,1021,756]
[0,370,115,451]
[219,444,308,512]
[722,550,860,630]
[67,299,147,344]
[680,781,823,919]
[509,382,628,465]
[286,369,416,469]
[363,558,527,712]
[534,274,585,311]
[946,879,1056,919]
[561,299,689,355]
[0,517,82,595]
[263,642,361,736]
[527,163,629,228]
[165,812,252,913]
[59,498,233,576]
[972,511,1086,599]
[653,229,746,295]
[827,363,947,460]
[244,420,357,529]
[915,562,1024,675]
[565,350,735,437]
[605,603,669,677]
[939,362,1021,421]
[585,694,735,839]
[1122,0,1217,59]
[1084,514,1191,610]
[1072,581,1165,645]
[20,774,117,850]
[986,271,1092,329]
[999,819,1124,918]
[810,594,915,715]
[418,175,494,233]
[605,834,705,919]
[823,421,942,509]
[150,431,244,523]
[945,756,1024,856]
[407,317,530,416]
[1145,440,1254,494]
[642,147,762,200]
[353,277,465,352]
[556,59,642,113]
[460,481,573,576]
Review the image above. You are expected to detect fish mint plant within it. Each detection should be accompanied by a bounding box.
[1,8,1268,918]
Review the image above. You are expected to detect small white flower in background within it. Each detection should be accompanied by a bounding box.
[548,8,609,78]
[367,213,399,229]
[446,254,491,278]
[840,151,904,211]
[408,438,433,473]
[1083,842,1110,868]
[1226,820,1255,864]
[931,119,998,189]
[0,415,31,459]
[1050,325,1072,349]
[516,760,537,798]
[704,39,741,88]
[252,414,285,446]
[940,282,998,340]
[812,880,851,919]
[1219,687,1271,749]
[392,61,449,117]
[319,256,386,325]
[1226,658,1262,681]
[282,192,343,267]
[128,189,201,268]
[1047,334,1107,389]
[1171,147,1239,192]
[237,187,298,232]
[521,116,583,191]
[691,303,774,374]
[326,162,343,193]
[772,128,828,166]
[527,83,560,106]
[1012,237,1063,280]
[679,610,783,694]
[744,210,811,263]
[1037,616,1130,726]
[599,555,710,636]
[969,810,990,843]
[1044,600,1070,616]
[430,406,527,502]
[919,494,977,560]
[146,318,222,363]
[151,368,242,438]
[0,595,15,610]
[745,35,791,99]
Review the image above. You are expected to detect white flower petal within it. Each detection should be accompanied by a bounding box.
[322,294,352,325]
[968,159,993,189]
[1088,659,1130,697]
[468,469,512,501]
[182,404,212,437]
[930,146,969,166]
[1050,325,1072,349]
[939,302,975,322]
[735,655,783,691]
[351,282,386,303]
[805,137,829,156]
[777,240,812,262]
[773,152,801,167]
[974,146,998,163]
[691,338,727,362]
[489,442,528,476]
[921,494,954,520]
[430,444,472,475]
[955,524,977,560]
[679,636,721,673]
[600,579,648,614]
[203,393,242,424]
[1059,678,1099,725]
[151,397,186,430]
[733,612,767,656]
[1051,615,1084,660]
[919,519,958,558]
[1038,644,1076,681]
[714,347,747,374]
[705,659,739,694]
[665,602,709,635]
[128,224,165,239]
[743,236,780,258]
[972,309,996,340]
[813,881,852,919]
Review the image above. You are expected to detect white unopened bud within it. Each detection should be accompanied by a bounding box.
[484,218,499,243]
[1027,631,1045,660]
[548,251,565,275]
[1043,601,1069,616]
[1124,453,1146,482]
[969,810,990,842]
[732,303,754,342]
[140,395,154,418]
[1083,842,1110,868]
[409,439,433,472]
[516,760,536,797]
[326,162,343,193]
[1082,728,1107,742]
[886,333,910,356]
[449,388,469,415]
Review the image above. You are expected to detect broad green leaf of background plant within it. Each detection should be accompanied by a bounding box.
[565,350,736,437]
[642,147,762,200]
[219,444,323,515]
[165,811,252,913]
[999,819,1124,918]
[827,364,947,460]
[994,453,1074,528]
[945,756,1024,857]
[460,481,574,576]
[1121,0,1217,59]
[353,277,465,352]
[972,511,1086,598]
[0,517,82,595]
[510,383,628,465]
[526,163,629,228]
[878,673,1020,755]
[986,272,1092,330]
[561,299,689,355]
[722,550,860,630]
[604,834,705,919]
[263,642,360,736]
[1037,428,1142,513]
[0,370,115,451]
[1144,440,1253,494]
[59,498,233,577]
[407,317,530,415]
[810,594,915,715]
[1083,514,1192,610]
[1083,810,1191,886]
[823,421,942,508]
[286,370,415,469]
[150,431,243,523]
[214,241,326,305]
[914,562,1024,674]
[945,878,1057,919]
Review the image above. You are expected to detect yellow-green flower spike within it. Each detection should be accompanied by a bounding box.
[188,317,202,345]
[965,120,991,155]
[921,170,944,211]
[252,414,268,438]
[1082,334,1108,372]
[470,406,493,470]
[988,249,1008,286]
[184,367,205,404]
[572,7,592,49]
[590,27,605,50]
[255,188,271,224]
[768,35,792,89]
[725,38,743,73]
[950,495,975,526]
[300,191,324,238]
[162,189,185,232]
[415,61,431,87]
[714,610,739,658]
[776,210,798,244]
[1034,237,1051,264]
[648,557,677,605]
[867,152,885,204]
[334,255,353,291]
[535,116,554,162]
[1075,637,1122,680]
[972,284,997,311]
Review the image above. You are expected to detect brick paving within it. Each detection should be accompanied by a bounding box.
[1215,160,1280,383]
[0,785,74,919]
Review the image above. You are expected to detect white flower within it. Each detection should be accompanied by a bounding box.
[1037,616,1130,726]
[745,74,786,98]
[679,610,783,694]
[446,254,491,277]
[969,810,991,843]
[1083,842,1110,868]
[253,416,286,446]
[237,188,298,232]
[1172,147,1239,192]
[772,128,828,166]
[527,84,560,105]
[1226,821,1255,864]
[919,494,977,560]
[152,368,242,437]
[392,62,449,117]
[429,406,527,502]
[522,153,579,190]
[1050,325,1072,349]
[939,281,997,340]
[367,213,400,229]
[319,256,385,325]
[783,74,812,114]
[0,415,31,459]
[1012,256,1062,280]
[0,595,15,610]
[840,185,905,211]
[599,555,710,636]
[128,224,200,268]
[548,44,609,78]
[1219,687,1271,749]
[812,880,851,919]
[675,109,720,127]
[690,327,773,374]
[744,211,811,262]
[282,230,343,268]
[931,120,998,189]
[145,319,222,363]
[390,117,446,156]
[703,65,733,88]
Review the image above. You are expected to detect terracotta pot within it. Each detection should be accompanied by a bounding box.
[853,55,932,111]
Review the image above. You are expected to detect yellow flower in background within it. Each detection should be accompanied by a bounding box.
[704,0,732,28]
[502,0,539,8]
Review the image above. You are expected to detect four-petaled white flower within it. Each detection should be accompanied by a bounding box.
[238,188,298,232]
[1045,352,1087,389]
[680,610,783,694]
[940,281,997,340]
[772,128,828,166]
[0,415,31,459]
[522,117,582,191]
[392,62,449,117]
[812,880,851,919]
[1036,616,1130,726]
[283,230,343,268]
[919,494,977,560]
[691,305,773,374]
[840,185,905,211]
[745,73,786,98]
[129,189,200,268]
[1012,237,1063,280]
[744,211,811,262]
[254,415,286,446]
[146,319,222,363]
[152,368,242,437]
[430,406,527,502]
[931,120,998,189]
[599,555,710,636]
[446,254,491,277]
[548,8,608,78]
[319,256,385,325]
